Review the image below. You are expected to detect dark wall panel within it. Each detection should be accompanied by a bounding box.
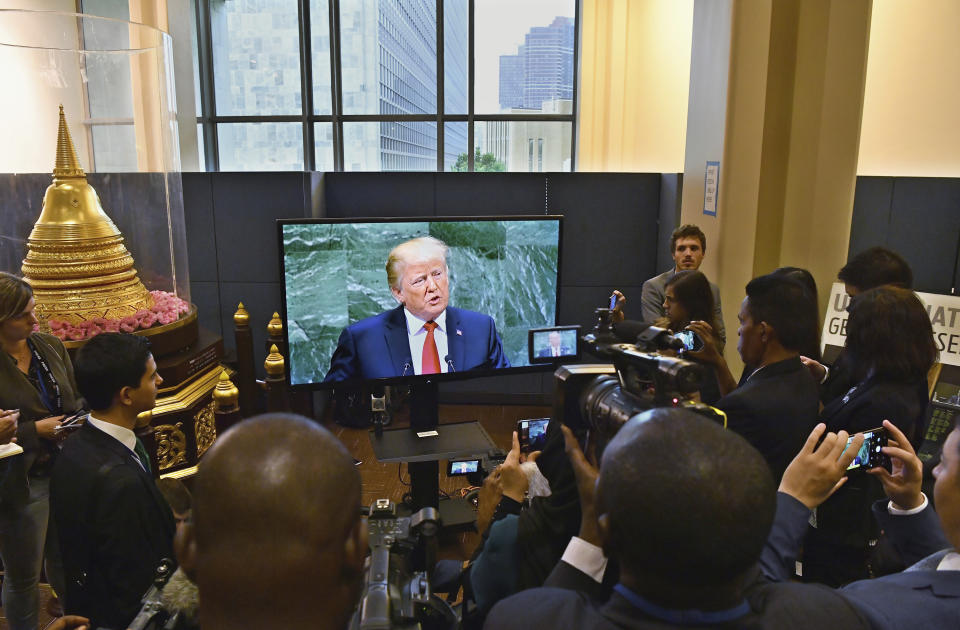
[656,173,683,273]
[182,173,217,283]
[434,173,547,215]
[548,173,661,288]
[210,172,310,284]
[887,178,960,294]
[849,176,960,295]
[323,172,435,217]
[849,176,894,257]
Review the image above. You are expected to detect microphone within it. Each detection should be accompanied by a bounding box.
[402,361,412,377]
[444,355,456,372]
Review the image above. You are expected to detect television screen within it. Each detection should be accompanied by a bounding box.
[279,216,562,387]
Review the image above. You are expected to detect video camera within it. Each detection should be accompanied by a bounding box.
[553,299,726,460]
[94,558,193,630]
[350,499,458,630]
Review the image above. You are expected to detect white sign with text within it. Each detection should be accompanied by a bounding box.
[821,282,960,367]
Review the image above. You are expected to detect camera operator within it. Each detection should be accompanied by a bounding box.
[769,418,960,628]
[484,409,870,629]
[175,413,365,630]
[686,272,821,481]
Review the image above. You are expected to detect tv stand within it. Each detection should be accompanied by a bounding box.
[369,379,497,529]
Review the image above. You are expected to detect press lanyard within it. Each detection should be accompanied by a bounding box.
[27,338,62,414]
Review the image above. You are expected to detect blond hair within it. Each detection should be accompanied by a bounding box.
[385,236,449,290]
[0,272,33,324]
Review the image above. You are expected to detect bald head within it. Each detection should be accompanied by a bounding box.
[598,408,775,587]
[186,413,363,629]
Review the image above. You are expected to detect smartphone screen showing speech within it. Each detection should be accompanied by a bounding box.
[518,418,550,453]
[448,459,480,476]
[676,330,704,352]
[845,427,889,472]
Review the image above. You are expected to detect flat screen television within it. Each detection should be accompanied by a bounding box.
[278,216,563,390]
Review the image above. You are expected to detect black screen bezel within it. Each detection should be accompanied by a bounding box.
[277,215,564,391]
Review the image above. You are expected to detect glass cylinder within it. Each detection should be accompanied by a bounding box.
[0,9,189,317]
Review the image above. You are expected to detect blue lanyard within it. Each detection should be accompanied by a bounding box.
[27,338,62,414]
[613,584,750,626]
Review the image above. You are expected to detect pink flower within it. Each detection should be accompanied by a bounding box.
[104,320,120,333]
[139,312,157,328]
[121,315,138,327]
[52,329,67,340]
[49,320,65,331]
[120,321,138,333]
[92,317,109,326]
[157,311,176,325]
[67,329,86,341]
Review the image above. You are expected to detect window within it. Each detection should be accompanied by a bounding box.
[193,0,577,171]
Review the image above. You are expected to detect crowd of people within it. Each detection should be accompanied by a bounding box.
[0,226,956,630]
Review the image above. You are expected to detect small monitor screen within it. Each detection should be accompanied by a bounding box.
[279,217,562,387]
[528,326,580,363]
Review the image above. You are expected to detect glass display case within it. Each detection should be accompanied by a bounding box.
[0,10,190,348]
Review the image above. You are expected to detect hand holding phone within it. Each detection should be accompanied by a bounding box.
[517,418,550,453]
[845,427,890,473]
[866,419,924,511]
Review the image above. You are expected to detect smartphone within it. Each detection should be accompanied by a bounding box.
[447,459,481,476]
[517,418,550,453]
[845,427,890,473]
[676,330,704,352]
[609,293,618,310]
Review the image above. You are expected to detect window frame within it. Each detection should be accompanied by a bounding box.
[193,0,579,172]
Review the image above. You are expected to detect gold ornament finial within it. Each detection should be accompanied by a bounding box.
[264,344,285,377]
[234,302,250,327]
[267,311,283,336]
[54,105,85,179]
[212,370,239,410]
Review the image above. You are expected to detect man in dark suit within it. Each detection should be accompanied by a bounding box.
[324,236,509,382]
[484,409,869,629]
[687,272,820,480]
[51,333,175,630]
[771,418,960,629]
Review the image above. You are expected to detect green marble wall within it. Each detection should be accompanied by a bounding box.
[282,219,560,385]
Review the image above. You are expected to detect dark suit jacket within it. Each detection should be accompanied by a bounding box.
[323,305,509,382]
[537,345,572,358]
[0,332,82,508]
[714,356,820,481]
[809,376,929,552]
[51,422,175,630]
[485,555,869,629]
[764,492,958,630]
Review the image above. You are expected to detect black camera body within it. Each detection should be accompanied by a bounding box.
[554,304,725,460]
[446,449,507,486]
[350,500,458,630]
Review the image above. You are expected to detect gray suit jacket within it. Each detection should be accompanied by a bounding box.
[640,269,725,350]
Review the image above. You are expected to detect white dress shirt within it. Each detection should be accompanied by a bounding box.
[403,308,449,374]
[86,414,145,471]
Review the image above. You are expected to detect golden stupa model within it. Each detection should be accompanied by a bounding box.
[21,106,154,324]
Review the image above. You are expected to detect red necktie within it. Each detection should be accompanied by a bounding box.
[422,321,441,374]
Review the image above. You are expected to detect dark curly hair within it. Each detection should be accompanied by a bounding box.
[845,286,936,383]
[670,224,706,254]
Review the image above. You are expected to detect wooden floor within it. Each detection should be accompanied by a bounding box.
[0,403,550,629]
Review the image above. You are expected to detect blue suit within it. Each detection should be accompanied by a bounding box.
[763,492,960,630]
[323,305,510,383]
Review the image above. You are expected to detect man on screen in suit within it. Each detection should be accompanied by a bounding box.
[51,333,175,630]
[537,331,571,358]
[324,236,509,382]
